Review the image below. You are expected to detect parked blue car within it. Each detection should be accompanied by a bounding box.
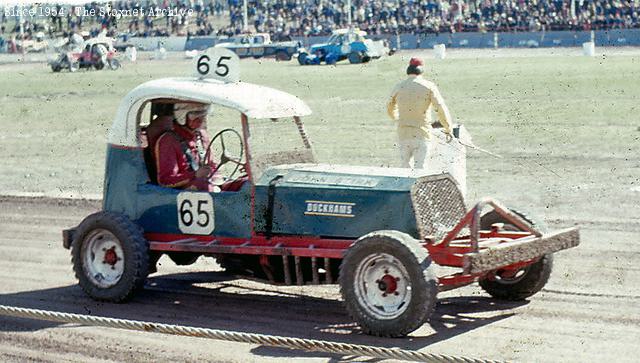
[298,28,391,65]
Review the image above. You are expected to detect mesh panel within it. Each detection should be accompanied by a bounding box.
[410,175,467,241]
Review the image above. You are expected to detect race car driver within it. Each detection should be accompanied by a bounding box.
[154,102,219,192]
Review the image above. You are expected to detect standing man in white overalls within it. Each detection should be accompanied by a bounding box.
[386,57,454,169]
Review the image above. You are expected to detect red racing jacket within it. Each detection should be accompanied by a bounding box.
[154,124,217,192]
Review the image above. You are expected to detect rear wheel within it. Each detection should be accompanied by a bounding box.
[348,51,363,64]
[479,209,553,300]
[275,50,291,61]
[71,211,149,302]
[339,230,437,337]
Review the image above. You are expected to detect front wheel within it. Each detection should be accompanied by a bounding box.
[94,60,105,70]
[339,230,437,337]
[108,58,121,70]
[71,211,149,302]
[297,52,308,65]
[478,209,553,300]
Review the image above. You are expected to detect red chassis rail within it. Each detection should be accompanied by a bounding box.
[426,198,579,290]
[147,198,579,290]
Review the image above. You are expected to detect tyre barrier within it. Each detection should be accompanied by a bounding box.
[0,304,501,363]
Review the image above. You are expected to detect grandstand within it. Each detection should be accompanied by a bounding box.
[0,0,639,51]
[226,0,640,36]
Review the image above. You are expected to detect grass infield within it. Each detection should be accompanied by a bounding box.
[0,51,637,224]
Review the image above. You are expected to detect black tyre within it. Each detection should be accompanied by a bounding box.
[168,252,200,266]
[71,211,149,302]
[275,50,291,61]
[108,58,121,70]
[325,54,337,65]
[348,51,363,64]
[478,209,553,300]
[339,230,437,337]
[51,64,61,72]
[94,60,105,70]
[297,52,308,65]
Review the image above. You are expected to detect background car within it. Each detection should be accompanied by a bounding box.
[214,33,301,61]
[298,28,390,65]
[49,37,121,72]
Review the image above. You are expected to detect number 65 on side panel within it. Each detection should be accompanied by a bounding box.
[177,192,215,235]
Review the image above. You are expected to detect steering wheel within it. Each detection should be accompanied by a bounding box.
[205,128,245,180]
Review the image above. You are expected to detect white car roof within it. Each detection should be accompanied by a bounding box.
[85,37,114,46]
[109,77,312,147]
[333,28,367,36]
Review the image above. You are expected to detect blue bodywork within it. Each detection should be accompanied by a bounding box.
[254,167,419,239]
[103,145,423,240]
[299,41,369,65]
[298,30,382,65]
[103,146,252,238]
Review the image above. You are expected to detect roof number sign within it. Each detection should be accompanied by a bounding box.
[177,192,215,235]
[195,47,240,83]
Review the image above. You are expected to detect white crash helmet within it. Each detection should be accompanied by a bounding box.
[174,103,210,125]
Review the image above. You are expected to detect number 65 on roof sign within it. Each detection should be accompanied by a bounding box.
[195,47,240,83]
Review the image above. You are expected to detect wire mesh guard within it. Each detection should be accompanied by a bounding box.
[410,175,467,241]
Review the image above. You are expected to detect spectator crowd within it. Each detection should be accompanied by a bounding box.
[0,0,638,41]
[1,1,225,40]
[228,0,639,36]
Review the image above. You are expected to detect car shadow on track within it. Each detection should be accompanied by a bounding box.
[0,270,527,360]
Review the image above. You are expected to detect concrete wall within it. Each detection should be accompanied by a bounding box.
[290,29,640,50]
[5,29,632,54]
[124,36,187,51]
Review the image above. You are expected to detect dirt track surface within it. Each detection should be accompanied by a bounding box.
[0,196,638,362]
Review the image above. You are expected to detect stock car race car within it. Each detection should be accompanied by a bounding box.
[214,33,301,61]
[49,37,121,72]
[298,28,391,65]
[62,48,579,337]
